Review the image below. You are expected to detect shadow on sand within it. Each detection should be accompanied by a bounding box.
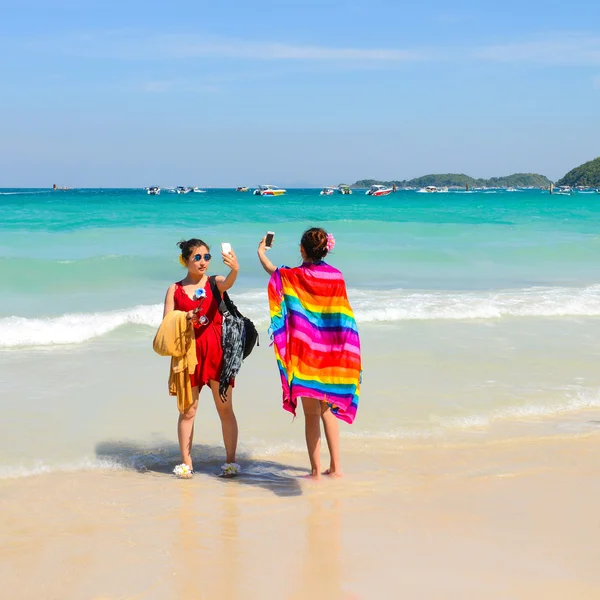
[95,440,306,497]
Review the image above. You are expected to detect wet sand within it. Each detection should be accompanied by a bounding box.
[2,431,599,600]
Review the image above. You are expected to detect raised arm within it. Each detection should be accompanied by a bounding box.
[257,236,277,276]
[215,249,240,292]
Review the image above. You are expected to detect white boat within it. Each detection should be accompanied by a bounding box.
[320,187,335,196]
[555,186,572,195]
[192,187,206,193]
[145,186,160,195]
[337,184,352,195]
[418,185,449,193]
[176,186,192,194]
[366,185,393,196]
[253,185,287,196]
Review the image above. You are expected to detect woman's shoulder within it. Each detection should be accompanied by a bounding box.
[166,282,181,295]
[311,261,345,279]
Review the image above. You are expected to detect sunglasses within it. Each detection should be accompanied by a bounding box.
[192,253,212,262]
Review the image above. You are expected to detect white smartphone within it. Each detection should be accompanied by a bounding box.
[265,231,275,248]
[221,242,232,254]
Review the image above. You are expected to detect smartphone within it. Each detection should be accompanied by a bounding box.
[265,231,275,248]
[221,242,232,254]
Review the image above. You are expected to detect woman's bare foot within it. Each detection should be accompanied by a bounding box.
[323,468,343,478]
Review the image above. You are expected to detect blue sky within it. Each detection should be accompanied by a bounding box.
[1,0,599,187]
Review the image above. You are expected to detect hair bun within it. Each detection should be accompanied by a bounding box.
[301,227,329,261]
[177,238,210,261]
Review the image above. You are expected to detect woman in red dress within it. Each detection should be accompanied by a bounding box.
[163,238,240,477]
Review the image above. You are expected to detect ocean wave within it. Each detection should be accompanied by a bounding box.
[3,284,600,347]
[0,457,124,480]
[342,389,600,440]
[441,388,600,430]
[2,391,600,479]
[0,441,307,480]
[0,305,164,347]
[0,190,51,195]
[349,284,600,322]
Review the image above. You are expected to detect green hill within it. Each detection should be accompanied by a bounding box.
[556,157,600,187]
[353,173,551,189]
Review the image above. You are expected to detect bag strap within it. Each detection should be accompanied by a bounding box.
[209,275,240,317]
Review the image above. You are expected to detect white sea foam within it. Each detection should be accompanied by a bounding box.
[350,284,600,322]
[0,304,164,347]
[0,457,124,480]
[341,389,600,441]
[440,389,600,430]
[3,284,600,348]
[0,190,50,195]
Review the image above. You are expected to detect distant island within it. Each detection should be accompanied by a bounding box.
[352,173,552,189]
[556,157,600,188]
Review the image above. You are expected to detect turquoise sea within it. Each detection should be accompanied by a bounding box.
[2,187,600,477]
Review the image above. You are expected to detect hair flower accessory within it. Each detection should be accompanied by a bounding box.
[179,254,187,267]
[326,233,336,251]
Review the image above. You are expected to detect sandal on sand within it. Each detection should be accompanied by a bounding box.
[173,464,194,479]
[220,463,241,478]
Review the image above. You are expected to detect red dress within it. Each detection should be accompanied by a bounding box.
[173,279,226,390]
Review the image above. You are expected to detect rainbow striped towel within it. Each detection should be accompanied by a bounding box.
[268,262,361,424]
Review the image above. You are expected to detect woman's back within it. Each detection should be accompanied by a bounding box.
[269,260,361,424]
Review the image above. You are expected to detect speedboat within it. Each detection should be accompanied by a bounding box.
[366,185,393,196]
[146,186,160,195]
[236,187,249,192]
[419,186,438,193]
[253,185,287,196]
[555,186,572,195]
[320,187,335,196]
[176,186,192,194]
[191,187,206,193]
[337,184,352,195]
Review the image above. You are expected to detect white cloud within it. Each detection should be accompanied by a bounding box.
[45,31,435,63]
[476,34,600,66]
[165,40,424,62]
[23,29,600,69]
[136,80,220,94]
[139,81,174,93]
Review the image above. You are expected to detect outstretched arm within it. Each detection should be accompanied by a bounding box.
[257,236,277,276]
[216,249,239,292]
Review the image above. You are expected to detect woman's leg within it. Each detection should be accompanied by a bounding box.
[301,397,322,477]
[177,386,200,468]
[321,405,342,476]
[209,381,238,463]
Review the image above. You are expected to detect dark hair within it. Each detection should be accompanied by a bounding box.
[177,238,210,261]
[301,227,329,261]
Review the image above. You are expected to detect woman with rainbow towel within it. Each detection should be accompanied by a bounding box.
[258,227,362,478]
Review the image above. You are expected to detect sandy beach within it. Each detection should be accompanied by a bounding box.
[2,427,599,600]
